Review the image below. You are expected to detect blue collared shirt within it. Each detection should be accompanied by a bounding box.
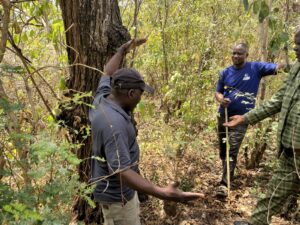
[216,62,277,116]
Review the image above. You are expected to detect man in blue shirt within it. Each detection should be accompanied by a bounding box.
[215,43,283,197]
[89,39,203,225]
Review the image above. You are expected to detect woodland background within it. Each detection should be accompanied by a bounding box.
[0,0,299,224]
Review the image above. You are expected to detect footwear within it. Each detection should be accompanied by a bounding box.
[233,221,251,225]
[216,185,228,197]
[221,159,237,186]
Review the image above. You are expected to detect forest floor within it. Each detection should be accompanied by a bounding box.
[136,116,299,225]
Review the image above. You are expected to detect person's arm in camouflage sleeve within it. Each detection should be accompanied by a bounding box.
[244,78,288,124]
[224,75,290,127]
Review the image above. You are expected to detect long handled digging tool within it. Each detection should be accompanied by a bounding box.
[225,107,231,199]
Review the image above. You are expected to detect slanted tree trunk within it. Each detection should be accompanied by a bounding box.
[59,1,130,223]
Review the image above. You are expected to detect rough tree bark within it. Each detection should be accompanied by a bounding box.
[59,0,130,223]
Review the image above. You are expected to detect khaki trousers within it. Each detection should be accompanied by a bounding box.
[101,192,141,225]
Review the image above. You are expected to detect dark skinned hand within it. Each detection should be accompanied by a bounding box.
[163,181,205,203]
[223,115,245,127]
[121,38,147,53]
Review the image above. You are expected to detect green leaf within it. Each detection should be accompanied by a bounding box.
[3,203,43,221]
[136,101,145,116]
[30,140,57,159]
[67,154,81,165]
[29,30,35,37]
[47,115,54,123]
[72,91,93,106]
[58,76,66,90]
[13,35,19,45]
[21,33,28,42]
[259,1,269,22]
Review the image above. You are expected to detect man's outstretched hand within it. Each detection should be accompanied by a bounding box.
[104,38,147,76]
[163,182,204,203]
[223,115,245,127]
[121,38,147,53]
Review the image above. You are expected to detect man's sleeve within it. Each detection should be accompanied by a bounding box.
[95,75,111,99]
[216,71,225,93]
[258,62,277,77]
[102,124,131,174]
[245,74,289,125]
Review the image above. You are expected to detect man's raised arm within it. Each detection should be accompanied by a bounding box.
[104,38,147,76]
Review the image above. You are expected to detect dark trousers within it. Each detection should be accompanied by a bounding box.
[217,115,248,185]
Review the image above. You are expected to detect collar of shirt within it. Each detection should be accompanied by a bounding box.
[101,96,132,122]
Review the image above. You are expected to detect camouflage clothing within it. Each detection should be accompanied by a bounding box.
[245,62,300,224]
[250,152,300,225]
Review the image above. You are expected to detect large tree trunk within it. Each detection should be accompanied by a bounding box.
[59,1,130,223]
